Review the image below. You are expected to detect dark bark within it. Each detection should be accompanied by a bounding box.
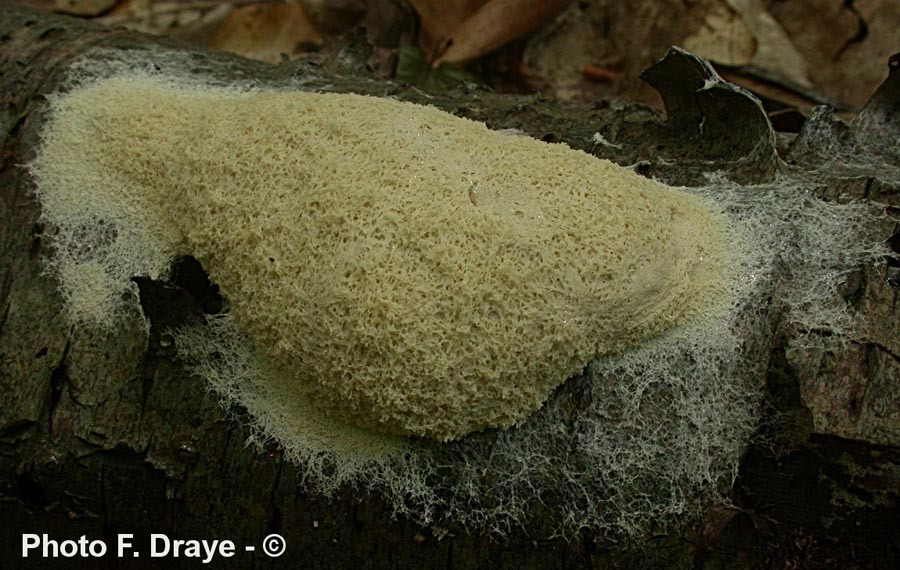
[1,4,899,569]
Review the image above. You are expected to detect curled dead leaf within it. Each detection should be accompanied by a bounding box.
[428,0,572,67]
[209,2,323,64]
[409,0,489,59]
[681,1,757,67]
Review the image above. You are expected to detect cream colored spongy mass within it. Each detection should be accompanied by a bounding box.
[33,76,729,441]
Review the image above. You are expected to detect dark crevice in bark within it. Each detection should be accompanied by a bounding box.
[0,293,10,340]
[169,256,223,315]
[0,265,13,331]
[139,353,156,424]
[15,467,48,507]
[46,338,70,434]
[0,419,37,441]
[866,340,900,364]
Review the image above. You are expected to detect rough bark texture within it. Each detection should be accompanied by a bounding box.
[1,5,898,569]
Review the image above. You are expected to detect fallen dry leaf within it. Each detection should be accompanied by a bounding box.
[768,0,860,63]
[435,0,572,66]
[209,2,324,64]
[724,0,812,88]
[408,0,489,59]
[681,1,756,67]
[99,1,234,42]
[512,0,900,111]
[683,0,813,89]
[770,0,899,109]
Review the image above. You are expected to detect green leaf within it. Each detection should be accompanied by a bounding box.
[395,45,480,91]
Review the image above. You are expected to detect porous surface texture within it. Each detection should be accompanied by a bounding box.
[31,75,729,441]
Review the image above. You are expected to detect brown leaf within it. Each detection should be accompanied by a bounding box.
[209,2,323,64]
[408,0,461,40]
[433,0,572,67]
[681,1,756,67]
[724,0,812,88]
[408,0,487,59]
[771,0,900,110]
[99,1,234,42]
